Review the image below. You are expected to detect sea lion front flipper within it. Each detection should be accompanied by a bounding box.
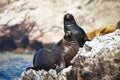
[56,58,66,73]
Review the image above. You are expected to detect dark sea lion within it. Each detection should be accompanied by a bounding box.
[26,47,61,71]
[64,13,89,47]
[26,31,79,71]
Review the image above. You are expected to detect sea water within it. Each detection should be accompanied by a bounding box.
[0,52,33,80]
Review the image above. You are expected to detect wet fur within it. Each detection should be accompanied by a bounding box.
[64,13,89,47]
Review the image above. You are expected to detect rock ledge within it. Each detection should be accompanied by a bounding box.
[21,30,120,80]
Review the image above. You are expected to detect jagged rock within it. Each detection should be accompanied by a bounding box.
[21,66,72,80]
[20,30,120,80]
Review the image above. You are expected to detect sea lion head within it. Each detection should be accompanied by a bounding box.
[64,13,75,21]
[62,31,79,47]
[64,31,74,41]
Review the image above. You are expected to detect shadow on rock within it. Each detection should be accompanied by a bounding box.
[0,21,44,53]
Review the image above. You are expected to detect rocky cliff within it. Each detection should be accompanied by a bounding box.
[0,0,120,53]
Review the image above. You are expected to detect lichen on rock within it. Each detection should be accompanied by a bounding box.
[21,66,72,80]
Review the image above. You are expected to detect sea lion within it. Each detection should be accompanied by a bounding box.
[59,31,79,67]
[26,31,79,71]
[100,24,116,35]
[64,13,89,47]
[87,24,116,40]
[116,21,120,29]
[87,29,101,40]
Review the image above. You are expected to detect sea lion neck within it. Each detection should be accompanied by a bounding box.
[64,20,77,25]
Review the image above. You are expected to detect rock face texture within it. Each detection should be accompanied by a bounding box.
[0,0,120,52]
[20,29,120,80]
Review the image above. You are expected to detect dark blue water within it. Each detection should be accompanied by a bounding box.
[0,53,33,80]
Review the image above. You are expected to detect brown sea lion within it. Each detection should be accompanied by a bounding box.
[26,31,79,71]
[59,31,79,67]
[64,13,89,47]
[87,29,101,40]
[100,24,116,35]
[87,24,116,40]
